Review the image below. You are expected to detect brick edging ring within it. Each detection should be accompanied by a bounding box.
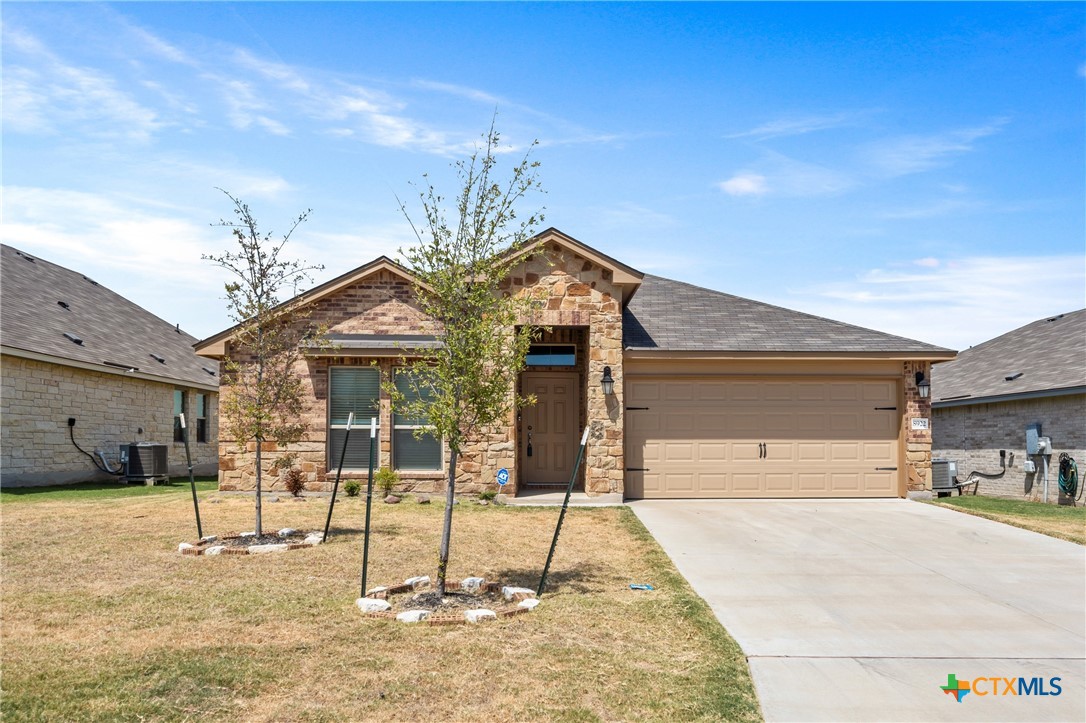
[177,529,324,556]
[357,576,539,625]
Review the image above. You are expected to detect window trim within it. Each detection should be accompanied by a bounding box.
[173,389,186,443]
[327,366,381,471]
[392,368,443,473]
[195,393,209,444]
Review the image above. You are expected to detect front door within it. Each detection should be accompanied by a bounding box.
[520,372,579,486]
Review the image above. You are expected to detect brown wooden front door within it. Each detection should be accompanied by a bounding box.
[520,372,580,486]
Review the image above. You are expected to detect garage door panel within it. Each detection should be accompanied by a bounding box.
[626,376,901,499]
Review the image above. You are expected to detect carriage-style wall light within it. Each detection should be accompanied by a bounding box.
[915,371,930,399]
[601,366,615,396]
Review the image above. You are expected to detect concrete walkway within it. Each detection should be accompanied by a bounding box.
[630,499,1085,722]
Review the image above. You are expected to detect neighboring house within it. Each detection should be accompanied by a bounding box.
[195,229,953,499]
[1,244,219,486]
[932,309,1085,503]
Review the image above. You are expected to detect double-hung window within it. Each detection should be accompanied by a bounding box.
[393,370,442,471]
[173,389,186,442]
[196,394,209,443]
[329,367,380,469]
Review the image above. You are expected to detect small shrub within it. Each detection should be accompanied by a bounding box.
[283,467,307,497]
[375,468,399,497]
[479,489,497,501]
[344,479,361,497]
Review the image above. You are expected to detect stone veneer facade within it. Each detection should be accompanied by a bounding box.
[933,393,1085,503]
[1,355,218,486]
[903,360,934,493]
[210,238,939,500]
[216,244,627,497]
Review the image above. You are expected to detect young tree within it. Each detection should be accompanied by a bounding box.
[205,190,325,536]
[392,127,544,595]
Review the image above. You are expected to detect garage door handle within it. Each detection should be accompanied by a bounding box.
[874,406,897,410]
[626,467,650,472]
[626,406,650,411]
[875,467,898,471]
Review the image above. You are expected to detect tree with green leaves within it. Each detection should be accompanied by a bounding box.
[204,190,325,537]
[391,127,545,595]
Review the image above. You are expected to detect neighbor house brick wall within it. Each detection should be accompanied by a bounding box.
[1,355,218,486]
[933,393,1085,503]
[903,360,933,492]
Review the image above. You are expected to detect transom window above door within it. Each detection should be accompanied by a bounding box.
[525,344,576,366]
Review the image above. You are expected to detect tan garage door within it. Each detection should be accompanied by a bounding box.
[625,377,900,499]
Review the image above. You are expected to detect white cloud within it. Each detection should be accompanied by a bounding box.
[783,254,1086,349]
[719,173,768,197]
[727,111,873,140]
[1,28,162,142]
[864,120,1008,177]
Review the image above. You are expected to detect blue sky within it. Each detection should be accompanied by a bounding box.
[3,2,1083,349]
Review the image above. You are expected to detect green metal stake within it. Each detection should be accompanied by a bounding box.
[179,413,203,539]
[323,412,354,541]
[359,417,377,598]
[537,426,591,597]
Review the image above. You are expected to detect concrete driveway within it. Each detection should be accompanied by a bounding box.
[630,499,1085,722]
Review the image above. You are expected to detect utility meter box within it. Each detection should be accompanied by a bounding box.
[1026,423,1042,454]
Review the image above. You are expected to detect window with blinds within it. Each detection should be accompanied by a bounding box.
[328,367,380,470]
[393,370,442,471]
[173,389,186,443]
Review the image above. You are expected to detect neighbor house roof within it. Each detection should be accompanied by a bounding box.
[623,274,955,357]
[931,309,1086,407]
[1,244,218,390]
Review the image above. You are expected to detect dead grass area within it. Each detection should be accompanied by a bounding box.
[1,491,761,721]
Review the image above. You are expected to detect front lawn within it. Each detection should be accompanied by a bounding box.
[929,495,1085,545]
[0,489,761,721]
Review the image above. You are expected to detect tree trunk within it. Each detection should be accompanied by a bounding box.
[436,451,458,596]
[254,441,263,537]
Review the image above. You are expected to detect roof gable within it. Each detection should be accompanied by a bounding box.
[624,274,954,356]
[194,256,419,355]
[0,244,218,388]
[519,228,644,287]
[932,309,1086,404]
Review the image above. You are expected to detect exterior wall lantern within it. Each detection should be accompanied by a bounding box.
[601,366,615,396]
[915,371,930,399]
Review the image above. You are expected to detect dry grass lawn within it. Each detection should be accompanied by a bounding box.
[1,485,761,721]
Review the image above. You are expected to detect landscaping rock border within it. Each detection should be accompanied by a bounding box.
[357,576,539,626]
[177,529,323,556]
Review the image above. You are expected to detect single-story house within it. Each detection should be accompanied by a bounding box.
[932,309,1085,503]
[195,229,954,499]
[1,244,219,486]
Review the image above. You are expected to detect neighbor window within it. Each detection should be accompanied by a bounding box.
[173,390,186,442]
[196,394,208,443]
[329,367,380,470]
[525,344,576,366]
[393,370,442,471]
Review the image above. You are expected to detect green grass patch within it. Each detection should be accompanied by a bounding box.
[929,495,1085,544]
[0,477,218,504]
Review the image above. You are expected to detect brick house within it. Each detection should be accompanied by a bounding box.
[195,229,953,499]
[1,244,219,486]
[932,309,1085,503]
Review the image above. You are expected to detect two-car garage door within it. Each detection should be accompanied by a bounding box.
[625,377,901,499]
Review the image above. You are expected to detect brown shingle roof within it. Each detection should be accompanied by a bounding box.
[931,309,1086,405]
[623,274,953,355]
[1,244,218,388]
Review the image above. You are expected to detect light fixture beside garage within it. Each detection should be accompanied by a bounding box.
[915,371,930,399]
[601,366,615,395]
